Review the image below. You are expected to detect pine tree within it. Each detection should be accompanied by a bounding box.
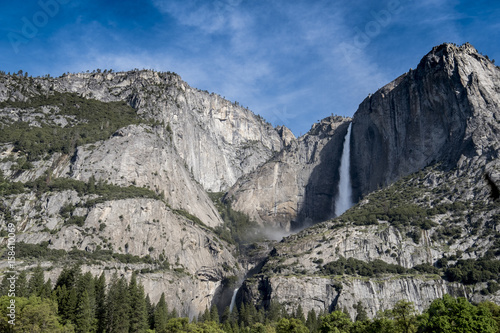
[306,309,318,332]
[238,303,247,327]
[200,306,211,323]
[0,274,10,296]
[94,272,106,333]
[145,294,155,330]
[129,272,148,332]
[106,273,131,333]
[40,278,53,299]
[210,305,220,323]
[28,265,45,297]
[56,284,78,325]
[222,321,233,333]
[77,271,96,316]
[267,301,282,323]
[154,292,169,333]
[75,290,95,333]
[221,306,231,324]
[17,270,28,297]
[247,303,257,327]
[56,265,82,290]
[295,304,306,323]
[354,301,368,322]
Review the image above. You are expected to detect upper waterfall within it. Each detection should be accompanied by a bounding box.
[334,123,353,217]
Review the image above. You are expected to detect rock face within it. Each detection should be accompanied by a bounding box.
[242,275,467,320]
[0,70,287,192]
[236,43,500,318]
[228,116,351,230]
[66,125,223,228]
[55,71,285,192]
[1,43,499,318]
[351,43,500,200]
[0,70,288,315]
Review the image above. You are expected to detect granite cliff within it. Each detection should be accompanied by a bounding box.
[237,43,500,319]
[0,70,288,315]
[0,43,499,319]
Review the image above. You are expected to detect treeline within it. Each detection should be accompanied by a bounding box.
[318,256,500,293]
[0,266,174,332]
[0,173,163,236]
[0,91,141,161]
[1,172,161,211]
[1,266,499,332]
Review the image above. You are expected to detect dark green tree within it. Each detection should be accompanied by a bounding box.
[40,278,53,299]
[56,265,81,290]
[75,290,95,333]
[294,304,306,323]
[0,274,10,296]
[17,270,28,298]
[306,309,319,333]
[154,292,169,333]
[200,306,211,323]
[94,272,106,333]
[106,274,131,333]
[145,294,155,329]
[354,301,368,322]
[221,306,231,324]
[267,301,283,323]
[129,272,148,332]
[77,271,96,316]
[27,265,45,297]
[55,284,78,325]
[210,305,220,323]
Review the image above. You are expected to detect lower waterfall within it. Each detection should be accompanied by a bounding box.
[229,288,239,312]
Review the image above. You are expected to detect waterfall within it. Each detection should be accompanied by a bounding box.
[229,288,239,312]
[334,123,353,217]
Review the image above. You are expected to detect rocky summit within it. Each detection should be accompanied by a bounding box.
[0,43,499,323]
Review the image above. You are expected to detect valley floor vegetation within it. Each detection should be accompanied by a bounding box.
[0,265,499,333]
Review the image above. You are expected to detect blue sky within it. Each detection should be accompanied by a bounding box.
[1,0,499,136]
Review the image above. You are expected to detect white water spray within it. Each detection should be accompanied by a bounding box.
[229,288,239,312]
[334,123,353,217]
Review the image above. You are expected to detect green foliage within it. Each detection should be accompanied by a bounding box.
[14,241,161,266]
[106,273,131,332]
[0,295,75,332]
[386,300,418,333]
[1,266,499,333]
[208,192,259,247]
[27,265,46,298]
[354,301,368,322]
[0,170,25,196]
[319,311,353,333]
[0,92,141,161]
[173,209,207,229]
[340,198,437,230]
[445,259,500,285]
[154,293,169,333]
[418,295,498,333]
[321,257,407,277]
[276,318,309,333]
[129,272,148,332]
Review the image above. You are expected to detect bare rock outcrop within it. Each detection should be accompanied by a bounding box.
[351,43,500,200]
[228,116,351,230]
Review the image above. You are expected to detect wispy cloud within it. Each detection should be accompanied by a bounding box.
[1,0,499,135]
